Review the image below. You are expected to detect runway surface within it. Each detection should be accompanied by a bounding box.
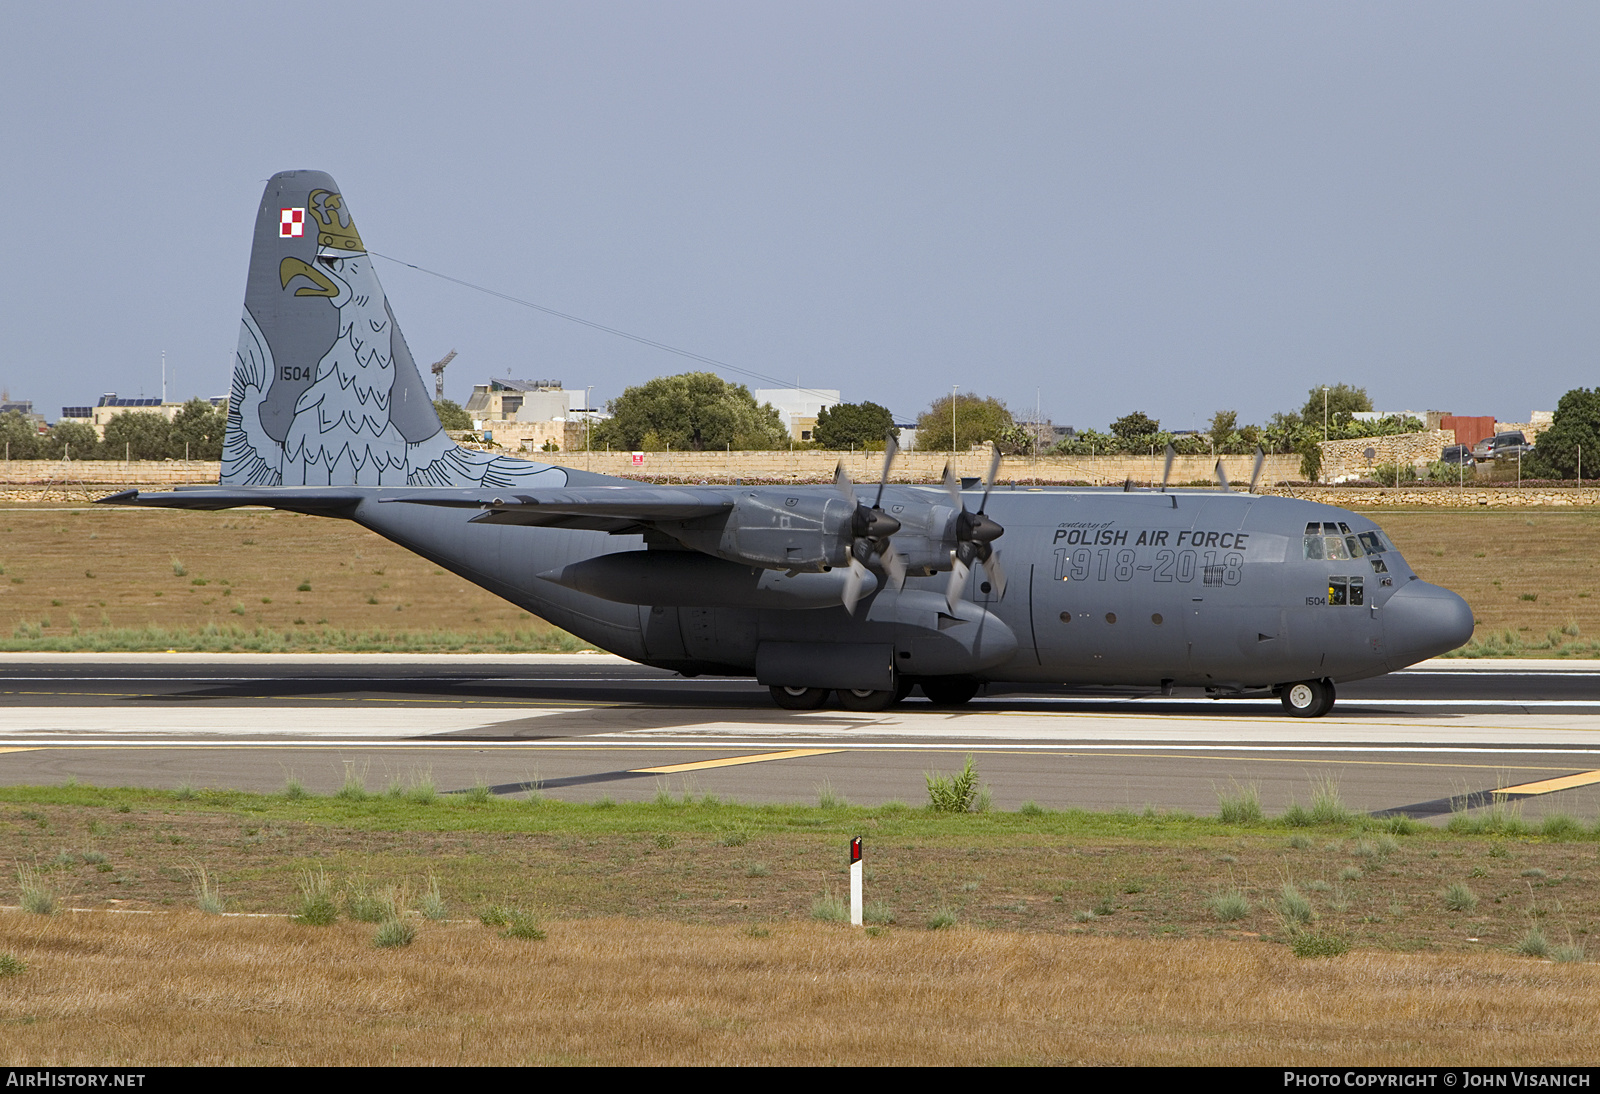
[2,653,1597,820]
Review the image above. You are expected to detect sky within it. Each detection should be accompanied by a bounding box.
[2,2,1595,433]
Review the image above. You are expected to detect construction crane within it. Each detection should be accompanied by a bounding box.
[430,349,457,401]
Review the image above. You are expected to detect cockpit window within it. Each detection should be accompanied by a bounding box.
[1304,526,1394,560]
[1305,533,1360,560]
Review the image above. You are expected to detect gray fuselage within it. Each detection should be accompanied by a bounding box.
[348,483,1472,692]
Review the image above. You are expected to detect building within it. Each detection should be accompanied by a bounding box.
[59,394,225,439]
[462,378,605,453]
[750,387,841,442]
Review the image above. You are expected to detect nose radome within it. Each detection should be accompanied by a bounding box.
[1384,580,1474,667]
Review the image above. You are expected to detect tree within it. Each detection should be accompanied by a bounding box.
[434,399,472,431]
[1523,388,1600,480]
[915,393,1016,452]
[170,398,226,459]
[0,410,43,459]
[1299,384,1372,431]
[101,411,173,460]
[38,421,98,460]
[812,402,897,450]
[1109,411,1161,442]
[589,372,789,451]
[1208,410,1238,451]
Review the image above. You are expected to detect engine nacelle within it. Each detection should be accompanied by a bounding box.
[664,490,855,572]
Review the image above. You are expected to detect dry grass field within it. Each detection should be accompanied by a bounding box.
[1377,508,1600,656]
[3,784,1600,1064]
[0,501,1596,654]
[3,912,1599,1066]
[0,504,583,651]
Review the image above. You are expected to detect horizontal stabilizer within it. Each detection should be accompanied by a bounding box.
[98,487,367,512]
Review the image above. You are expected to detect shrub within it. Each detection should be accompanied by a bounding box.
[1516,928,1550,958]
[1278,883,1314,925]
[17,866,54,915]
[1217,782,1264,825]
[418,875,448,921]
[293,868,338,925]
[0,953,25,976]
[925,755,980,813]
[344,880,393,924]
[816,781,847,810]
[1207,890,1251,922]
[926,907,958,930]
[500,910,545,941]
[373,919,416,949]
[811,891,849,923]
[1443,883,1479,913]
[191,864,224,915]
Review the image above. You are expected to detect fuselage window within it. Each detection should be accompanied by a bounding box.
[1329,577,1347,606]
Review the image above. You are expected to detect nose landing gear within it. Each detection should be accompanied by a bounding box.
[1280,679,1335,718]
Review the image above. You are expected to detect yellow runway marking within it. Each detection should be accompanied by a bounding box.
[1497,769,1600,797]
[0,748,40,754]
[631,749,843,774]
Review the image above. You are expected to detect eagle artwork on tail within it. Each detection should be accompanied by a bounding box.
[221,177,563,491]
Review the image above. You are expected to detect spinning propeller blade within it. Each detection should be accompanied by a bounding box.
[833,436,905,608]
[942,446,1007,612]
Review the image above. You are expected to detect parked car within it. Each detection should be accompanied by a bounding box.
[1440,445,1475,466]
[1486,431,1534,461]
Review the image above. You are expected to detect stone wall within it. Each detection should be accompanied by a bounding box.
[1317,431,1455,483]
[0,460,218,486]
[1262,485,1600,507]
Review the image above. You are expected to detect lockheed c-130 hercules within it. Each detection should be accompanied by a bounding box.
[102,171,1474,717]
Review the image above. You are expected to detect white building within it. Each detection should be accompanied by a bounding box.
[751,387,841,442]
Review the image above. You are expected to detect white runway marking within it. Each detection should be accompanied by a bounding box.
[0,707,580,740]
[5,705,1600,749]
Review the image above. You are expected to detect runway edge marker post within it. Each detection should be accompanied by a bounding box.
[850,836,863,927]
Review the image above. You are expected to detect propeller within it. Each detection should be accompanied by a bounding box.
[1248,445,1265,493]
[1214,458,1230,493]
[1160,443,1176,491]
[833,434,906,613]
[941,446,1007,612]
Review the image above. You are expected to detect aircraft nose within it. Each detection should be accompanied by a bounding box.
[1384,580,1474,667]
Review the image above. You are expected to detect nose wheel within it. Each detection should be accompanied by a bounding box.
[1280,679,1335,718]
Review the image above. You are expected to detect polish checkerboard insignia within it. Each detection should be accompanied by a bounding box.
[279,208,305,238]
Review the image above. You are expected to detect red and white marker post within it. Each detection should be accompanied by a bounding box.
[850,836,863,926]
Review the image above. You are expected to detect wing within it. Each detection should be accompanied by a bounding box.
[382,485,735,533]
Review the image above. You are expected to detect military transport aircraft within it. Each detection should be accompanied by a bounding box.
[101,171,1474,717]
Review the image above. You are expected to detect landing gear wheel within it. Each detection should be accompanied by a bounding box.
[769,685,830,711]
[1280,679,1335,718]
[836,688,898,712]
[920,676,980,707]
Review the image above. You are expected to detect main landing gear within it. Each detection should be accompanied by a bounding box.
[1279,678,1336,718]
[768,675,983,712]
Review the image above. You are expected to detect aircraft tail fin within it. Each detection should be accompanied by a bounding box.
[222,171,563,490]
